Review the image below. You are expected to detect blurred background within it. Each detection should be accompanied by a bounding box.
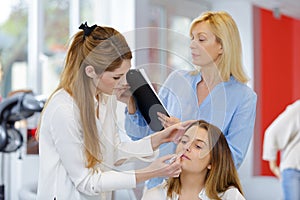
[0,0,300,199]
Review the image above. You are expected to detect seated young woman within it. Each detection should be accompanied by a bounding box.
[142,120,245,200]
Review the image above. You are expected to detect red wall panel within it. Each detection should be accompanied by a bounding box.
[254,6,300,176]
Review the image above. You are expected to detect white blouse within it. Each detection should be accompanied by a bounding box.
[37,89,158,200]
[142,180,246,200]
[263,100,300,171]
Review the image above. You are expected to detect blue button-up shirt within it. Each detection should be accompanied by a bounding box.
[125,69,257,188]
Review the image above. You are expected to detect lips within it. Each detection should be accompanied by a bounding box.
[181,154,191,160]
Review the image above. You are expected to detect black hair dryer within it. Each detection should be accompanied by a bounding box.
[0,92,45,200]
[0,92,44,153]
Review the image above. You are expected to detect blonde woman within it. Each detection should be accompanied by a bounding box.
[142,120,245,200]
[125,11,257,189]
[36,23,191,200]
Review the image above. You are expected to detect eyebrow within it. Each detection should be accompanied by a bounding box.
[197,32,208,37]
[195,139,207,146]
[113,73,124,76]
[182,135,208,146]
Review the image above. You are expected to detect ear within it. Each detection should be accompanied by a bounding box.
[207,164,212,170]
[218,44,223,55]
[85,65,97,78]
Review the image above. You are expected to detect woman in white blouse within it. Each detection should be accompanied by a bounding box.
[263,100,300,200]
[142,120,245,200]
[36,22,190,200]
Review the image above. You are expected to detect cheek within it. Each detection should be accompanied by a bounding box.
[96,77,115,94]
[175,145,182,154]
[99,76,115,87]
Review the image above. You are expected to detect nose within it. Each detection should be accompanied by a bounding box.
[190,39,197,49]
[190,41,194,50]
[183,142,191,152]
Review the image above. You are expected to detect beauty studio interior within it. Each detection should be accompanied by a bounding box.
[0,0,299,200]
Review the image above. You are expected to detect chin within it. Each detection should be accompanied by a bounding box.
[101,90,112,95]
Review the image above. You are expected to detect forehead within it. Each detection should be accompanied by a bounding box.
[184,126,208,141]
[110,59,131,74]
[191,22,214,37]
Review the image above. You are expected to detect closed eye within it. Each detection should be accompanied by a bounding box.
[180,140,188,144]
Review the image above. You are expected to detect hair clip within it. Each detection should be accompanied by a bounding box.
[79,22,97,39]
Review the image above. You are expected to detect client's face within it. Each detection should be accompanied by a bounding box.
[176,126,211,174]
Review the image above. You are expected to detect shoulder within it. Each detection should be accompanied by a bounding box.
[287,100,300,111]
[142,181,168,200]
[227,77,257,101]
[43,89,78,120]
[166,69,196,81]
[271,99,300,121]
[272,99,300,123]
[220,187,245,200]
[163,69,198,90]
[50,89,73,104]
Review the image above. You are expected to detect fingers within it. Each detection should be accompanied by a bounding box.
[148,154,182,178]
[172,168,182,177]
[157,112,167,120]
[157,113,169,128]
[157,112,181,128]
[160,154,177,162]
[167,158,182,177]
[180,119,197,128]
[113,84,130,92]
[113,84,132,104]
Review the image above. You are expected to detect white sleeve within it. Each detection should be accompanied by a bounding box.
[103,96,159,166]
[222,187,246,200]
[263,100,300,161]
[114,136,159,165]
[50,104,136,195]
[141,183,167,200]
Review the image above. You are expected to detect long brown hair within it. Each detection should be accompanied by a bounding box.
[167,120,244,199]
[37,25,132,169]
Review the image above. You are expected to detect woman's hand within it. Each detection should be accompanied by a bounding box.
[114,83,131,104]
[135,154,182,183]
[157,112,180,128]
[151,120,196,150]
[114,81,136,114]
[269,160,281,179]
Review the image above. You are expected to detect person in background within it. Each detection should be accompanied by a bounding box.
[263,100,300,200]
[123,11,257,188]
[142,120,245,200]
[36,22,192,200]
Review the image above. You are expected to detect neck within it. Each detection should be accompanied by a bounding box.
[180,171,206,197]
[200,66,222,89]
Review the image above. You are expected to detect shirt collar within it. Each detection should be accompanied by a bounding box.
[198,188,210,200]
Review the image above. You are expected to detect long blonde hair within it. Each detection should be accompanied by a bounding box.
[37,25,132,169]
[190,11,248,83]
[167,120,244,199]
